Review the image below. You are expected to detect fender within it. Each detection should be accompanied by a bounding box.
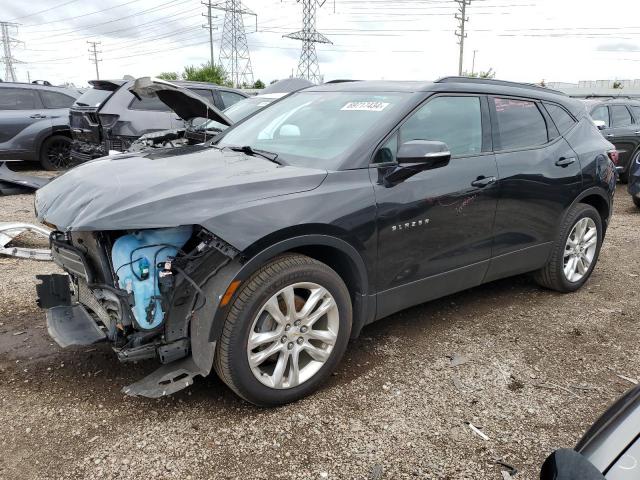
[567,185,613,229]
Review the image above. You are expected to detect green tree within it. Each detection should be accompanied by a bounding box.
[182,62,227,85]
[157,71,179,81]
[462,68,496,79]
[253,79,265,89]
[613,81,624,89]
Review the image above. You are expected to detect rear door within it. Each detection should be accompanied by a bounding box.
[606,104,638,174]
[39,89,76,127]
[372,94,499,317]
[0,87,48,158]
[486,96,582,281]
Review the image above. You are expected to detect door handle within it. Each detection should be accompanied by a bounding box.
[606,133,615,138]
[471,176,497,188]
[635,131,640,135]
[555,157,576,167]
[29,114,46,119]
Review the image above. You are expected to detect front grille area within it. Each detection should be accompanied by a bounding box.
[50,233,93,283]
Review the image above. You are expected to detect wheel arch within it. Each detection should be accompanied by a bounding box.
[205,232,374,344]
[574,188,611,234]
[35,128,72,160]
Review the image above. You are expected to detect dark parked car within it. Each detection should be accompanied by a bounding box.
[584,97,640,182]
[541,384,640,479]
[628,154,640,208]
[69,79,248,162]
[35,77,616,406]
[0,82,82,170]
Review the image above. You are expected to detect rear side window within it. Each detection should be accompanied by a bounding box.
[188,88,215,104]
[610,105,632,127]
[399,96,483,156]
[493,98,548,150]
[74,88,112,108]
[590,106,609,127]
[544,103,576,134]
[631,106,640,123]
[129,95,171,112]
[219,90,245,109]
[0,88,39,110]
[40,90,75,109]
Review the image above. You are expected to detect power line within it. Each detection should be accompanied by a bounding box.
[202,0,219,67]
[284,0,331,84]
[0,21,22,82]
[214,0,256,87]
[455,0,471,76]
[8,0,83,21]
[87,40,102,80]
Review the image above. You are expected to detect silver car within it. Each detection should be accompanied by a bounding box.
[0,82,82,170]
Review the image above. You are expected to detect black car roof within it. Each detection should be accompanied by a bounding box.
[307,77,585,116]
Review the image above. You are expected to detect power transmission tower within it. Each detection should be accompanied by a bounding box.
[202,0,218,67]
[213,0,256,88]
[284,0,332,84]
[87,41,102,80]
[0,21,22,82]
[454,0,471,76]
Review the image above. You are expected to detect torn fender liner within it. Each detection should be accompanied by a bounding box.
[122,355,211,398]
[46,304,106,348]
[0,162,51,193]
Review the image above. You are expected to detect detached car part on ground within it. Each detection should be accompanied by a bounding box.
[35,77,616,406]
[541,384,640,479]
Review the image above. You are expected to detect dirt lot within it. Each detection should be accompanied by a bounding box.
[0,178,638,480]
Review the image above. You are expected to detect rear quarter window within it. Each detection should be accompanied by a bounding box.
[219,90,246,109]
[493,98,548,150]
[544,103,576,135]
[40,90,76,109]
[631,105,640,123]
[0,88,39,110]
[129,95,171,112]
[610,105,632,127]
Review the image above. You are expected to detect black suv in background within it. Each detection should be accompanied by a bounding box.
[0,82,82,169]
[36,77,616,406]
[584,97,640,182]
[69,79,248,162]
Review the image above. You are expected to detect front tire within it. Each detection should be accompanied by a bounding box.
[534,204,602,292]
[39,135,71,171]
[214,254,352,407]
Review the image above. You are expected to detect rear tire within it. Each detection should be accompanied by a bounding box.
[39,135,71,171]
[633,196,640,209]
[534,204,602,293]
[214,254,352,407]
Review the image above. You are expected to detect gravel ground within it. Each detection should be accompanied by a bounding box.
[0,174,639,480]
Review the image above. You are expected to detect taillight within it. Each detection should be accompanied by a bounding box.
[607,149,619,165]
[98,114,119,127]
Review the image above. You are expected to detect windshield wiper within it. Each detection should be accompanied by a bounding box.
[227,145,284,165]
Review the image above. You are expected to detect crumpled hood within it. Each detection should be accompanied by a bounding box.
[35,146,327,232]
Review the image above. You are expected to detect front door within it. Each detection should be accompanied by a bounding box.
[371,94,499,318]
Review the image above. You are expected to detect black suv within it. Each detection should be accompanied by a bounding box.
[69,79,247,162]
[0,82,82,169]
[584,97,640,182]
[35,77,616,406]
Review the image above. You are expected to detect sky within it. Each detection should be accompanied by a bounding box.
[2,0,640,87]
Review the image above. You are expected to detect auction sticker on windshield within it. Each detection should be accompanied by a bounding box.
[341,101,390,112]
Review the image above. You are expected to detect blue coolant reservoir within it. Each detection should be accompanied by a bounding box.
[111,226,193,330]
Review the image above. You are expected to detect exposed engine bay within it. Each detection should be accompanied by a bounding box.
[36,225,239,397]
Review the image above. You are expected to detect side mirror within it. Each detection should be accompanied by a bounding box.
[397,140,451,166]
[381,140,451,187]
[593,120,607,131]
[540,449,605,480]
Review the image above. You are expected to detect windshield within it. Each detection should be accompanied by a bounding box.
[73,88,112,108]
[217,91,409,168]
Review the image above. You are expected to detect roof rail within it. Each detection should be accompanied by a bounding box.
[579,94,636,100]
[325,79,361,84]
[435,76,566,96]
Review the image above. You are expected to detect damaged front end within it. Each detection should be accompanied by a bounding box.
[36,225,239,398]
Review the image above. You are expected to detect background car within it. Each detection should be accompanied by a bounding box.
[628,152,640,208]
[583,97,640,182]
[69,79,248,162]
[0,82,83,170]
[541,384,640,479]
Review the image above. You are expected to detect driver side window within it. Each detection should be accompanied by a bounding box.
[399,96,482,157]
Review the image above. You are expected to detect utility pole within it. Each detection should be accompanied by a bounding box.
[213,0,256,88]
[0,21,22,82]
[202,0,218,67]
[471,49,477,76]
[87,41,102,80]
[284,0,332,84]
[454,0,471,76]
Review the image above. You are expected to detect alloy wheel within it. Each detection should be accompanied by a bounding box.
[247,282,339,389]
[46,139,71,169]
[563,217,598,282]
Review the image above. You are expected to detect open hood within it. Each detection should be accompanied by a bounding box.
[128,77,233,127]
